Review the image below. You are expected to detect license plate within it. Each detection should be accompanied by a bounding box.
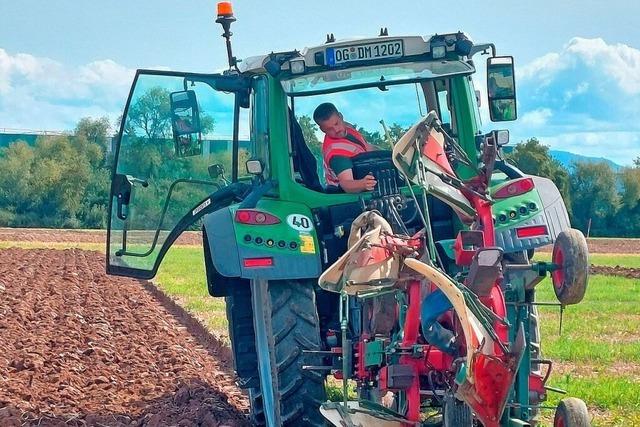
[326,40,404,67]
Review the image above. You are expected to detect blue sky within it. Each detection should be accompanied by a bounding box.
[1,0,639,164]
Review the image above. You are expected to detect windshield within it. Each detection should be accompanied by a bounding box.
[289,78,463,188]
[281,60,474,96]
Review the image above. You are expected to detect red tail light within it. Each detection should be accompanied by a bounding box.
[235,209,280,225]
[243,257,274,267]
[515,225,548,238]
[493,178,535,199]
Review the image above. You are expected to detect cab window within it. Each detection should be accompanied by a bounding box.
[289,82,428,189]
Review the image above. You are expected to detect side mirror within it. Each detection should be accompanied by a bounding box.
[246,159,264,176]
[170,90,203,157]
[487,56,517,122]
[208,163,225,180]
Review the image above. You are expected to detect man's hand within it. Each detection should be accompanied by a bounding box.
[337,170,377,193]
[359,174,377,192]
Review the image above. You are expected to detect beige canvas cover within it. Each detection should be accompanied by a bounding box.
[318,211,401,295]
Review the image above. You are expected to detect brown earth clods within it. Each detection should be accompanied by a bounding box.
[536,237,640,254]
[590,265,640,280]
[0,228,202,246]
[0,248,249,426]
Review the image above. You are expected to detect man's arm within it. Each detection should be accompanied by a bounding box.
[337,169,377,193]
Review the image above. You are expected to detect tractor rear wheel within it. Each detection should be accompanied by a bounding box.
[240,279,327,426]
[443,393,473,426]
[553,397,590,427]
[226,281,260,388]
[552,229,589,305]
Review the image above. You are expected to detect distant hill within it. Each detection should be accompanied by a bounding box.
[549,150,623,171]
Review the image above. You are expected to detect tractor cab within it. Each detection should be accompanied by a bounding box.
[106,29,518,278]
[106,3,589,427]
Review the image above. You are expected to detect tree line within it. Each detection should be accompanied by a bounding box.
[0,114,637,237]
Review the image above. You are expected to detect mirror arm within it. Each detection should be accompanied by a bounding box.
[470,43,496,58]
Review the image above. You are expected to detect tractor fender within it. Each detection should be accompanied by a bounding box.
[202,205,323,296]
[531,176,571,238]
[202,207,243,296]
[494,176,570,253]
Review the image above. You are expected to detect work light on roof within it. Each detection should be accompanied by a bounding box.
[431,40,447,59]
[290,58,306,74]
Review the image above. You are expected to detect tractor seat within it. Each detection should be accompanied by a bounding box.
[289,110,323,192]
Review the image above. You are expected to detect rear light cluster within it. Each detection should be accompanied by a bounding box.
[515,225,548,239]
[493,178,535,199]
[243,257,273,268]
[235,209,280,225]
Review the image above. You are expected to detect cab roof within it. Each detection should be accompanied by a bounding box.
[238,32,486,75]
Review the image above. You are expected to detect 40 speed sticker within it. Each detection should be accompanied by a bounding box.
[286,214,313,232]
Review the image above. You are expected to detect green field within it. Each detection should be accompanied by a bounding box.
[3,240,639,425]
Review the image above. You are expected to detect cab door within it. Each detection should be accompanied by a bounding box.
[107,70,250,279]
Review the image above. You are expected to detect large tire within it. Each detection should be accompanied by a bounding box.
[553,397,590,427]
[226,282,260,388]
[443,393,473,426]
[247,280,327,426]
[552,229,589,305]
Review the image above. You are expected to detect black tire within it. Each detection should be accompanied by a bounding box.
[552,229,589,305]
[226,282,260,388]
[553,397,590,427]
[443,393,473,426]
[248,280,327,426]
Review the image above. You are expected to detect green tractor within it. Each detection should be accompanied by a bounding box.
[106,3,590,426]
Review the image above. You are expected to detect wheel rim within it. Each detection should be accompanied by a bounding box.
[552,247,565,289]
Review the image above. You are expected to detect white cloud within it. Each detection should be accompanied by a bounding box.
[520,108,552,127]
[565,37,640,95]
[563,81,589,103]
[504,38,640,165]
[0,48,136,131]
[519,52,568,86]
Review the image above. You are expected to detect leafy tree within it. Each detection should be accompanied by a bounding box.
[506,138,571,212]
[126,86,172,140]
[356,126,386,148]
[0,141,35,222]
[613,164,640,236]
[76,116,111,152]
[0,116,116,228]
[570,161,619,235]
[298,115,321,158]
[387,123,410,143]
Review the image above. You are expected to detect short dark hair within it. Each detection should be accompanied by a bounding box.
[313,102,339,124]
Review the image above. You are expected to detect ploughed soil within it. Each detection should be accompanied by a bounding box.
[0,248,249,426]
[590,265,640,279]
[0,228,201,246]
[536,237,640,254]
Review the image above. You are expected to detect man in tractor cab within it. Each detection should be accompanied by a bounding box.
[313,102,378,193]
